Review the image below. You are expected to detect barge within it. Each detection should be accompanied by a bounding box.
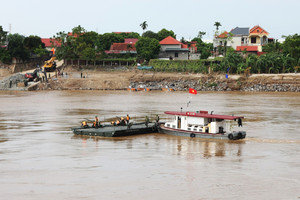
[72,122,158,137]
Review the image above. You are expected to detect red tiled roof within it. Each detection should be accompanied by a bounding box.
[181,44,188,48]
[124,38,138,44]
[160,36,182,45]
[114,32,132,34]
[217,31,229,38]
[110,43,136,51]
[249,25,269,35]
[41,38,61,47]
[236,46,258,52]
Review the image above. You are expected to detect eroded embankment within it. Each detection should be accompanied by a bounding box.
[35,68,300,92]
[1,65,300,92]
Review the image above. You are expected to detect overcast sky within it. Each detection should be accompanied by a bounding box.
[1,0,299,41]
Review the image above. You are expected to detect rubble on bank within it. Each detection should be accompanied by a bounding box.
[129,75,300,92]
[0,73,27,91]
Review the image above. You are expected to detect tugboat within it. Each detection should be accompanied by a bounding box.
[159,110,246,140]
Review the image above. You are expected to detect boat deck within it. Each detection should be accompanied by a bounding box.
[72,122,158,137]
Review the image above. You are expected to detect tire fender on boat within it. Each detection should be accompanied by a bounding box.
[190,133,196,138]
[152,126,155,131]
[228,134,234,140]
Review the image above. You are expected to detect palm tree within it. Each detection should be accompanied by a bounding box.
[214,22,222,31]
[140,21,148,33]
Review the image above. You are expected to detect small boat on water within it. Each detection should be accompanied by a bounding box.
[72,122,158,137]
[159,110,246,140]
[161,88,175,92]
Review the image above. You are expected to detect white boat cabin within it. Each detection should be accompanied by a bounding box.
[164,111,243,134]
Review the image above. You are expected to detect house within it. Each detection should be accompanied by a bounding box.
[230,27,250,50]
[213,31,232,49]
[213,25,271,55]
[105,38,138,55]
[41,38,61,51]
[159,36,189,60]
[189,41,197,53]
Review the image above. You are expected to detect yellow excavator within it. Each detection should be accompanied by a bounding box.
[44,48,57,72]
[43,56,57,72]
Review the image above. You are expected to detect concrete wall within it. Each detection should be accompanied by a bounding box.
[231,37,241,50]
[158,51,189,60]
[189,53,200,60]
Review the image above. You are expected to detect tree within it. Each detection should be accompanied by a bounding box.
[223,52,243,73]
[0,47,11,63]
[142,30,159,40]
[197,31,206,39]
[140,21,148,33]
[71,25,86,36]
[263,39,282,53]
[0,26,8,45]
[282,34,300,61]
[157,28,176,41]
[214,22,222,31]
[120,32,140,39]
[80,47,96,60]
[24,35,45,55]
[7,33,29,61]
[135,37,160,61]
[192,35,212,59]
[180,37,186,43]
[97,33,123,50]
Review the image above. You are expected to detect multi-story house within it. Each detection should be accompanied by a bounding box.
[213,25,271,55]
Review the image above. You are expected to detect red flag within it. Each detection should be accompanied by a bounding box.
[189,88,197,94]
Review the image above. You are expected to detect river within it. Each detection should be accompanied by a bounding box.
[0,90,299,200]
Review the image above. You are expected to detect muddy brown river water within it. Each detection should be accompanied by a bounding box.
[0,90,300,200]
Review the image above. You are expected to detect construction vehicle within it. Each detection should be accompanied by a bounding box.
[43,56,57,72]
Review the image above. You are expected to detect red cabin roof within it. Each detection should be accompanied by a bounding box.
[165,111,244,120]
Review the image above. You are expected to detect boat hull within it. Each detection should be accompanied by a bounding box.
[159,125,246,140]
[72,122,157,137]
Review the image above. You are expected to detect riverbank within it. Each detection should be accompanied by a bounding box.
[35,66,300,92]
[1,65,300,92]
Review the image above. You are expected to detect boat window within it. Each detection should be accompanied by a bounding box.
[188,128,191,131]
[167,124,170,127]
[172,125,175,128]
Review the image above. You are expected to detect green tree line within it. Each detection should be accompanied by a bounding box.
[0,25,47,63]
